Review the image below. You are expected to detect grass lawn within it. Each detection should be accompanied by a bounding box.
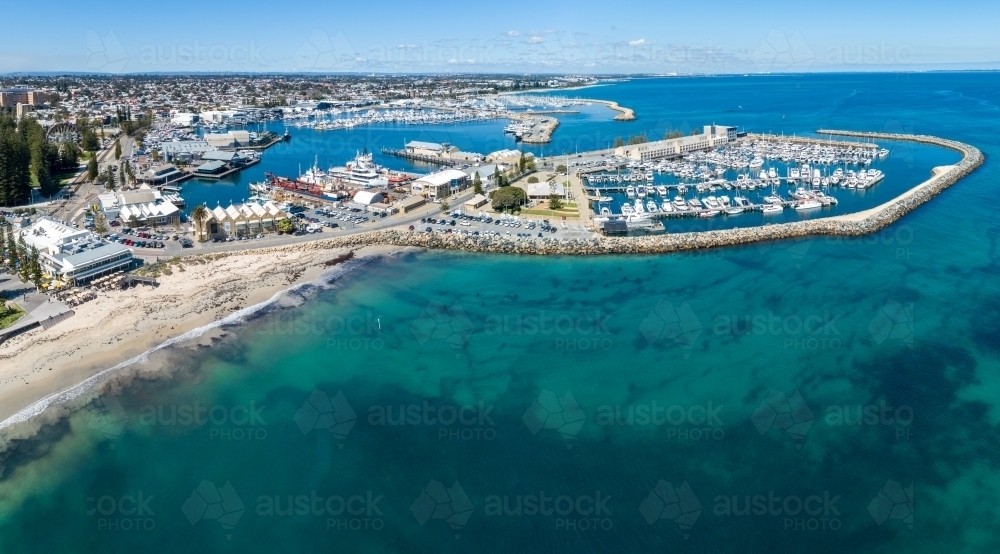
[523,202,579,218]
[0,304,27,330]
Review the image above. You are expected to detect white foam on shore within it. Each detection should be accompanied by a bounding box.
[0,255,381,432]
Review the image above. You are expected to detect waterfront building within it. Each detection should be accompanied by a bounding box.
[410,169,469,199]
[615,125,737,161]
[161,140,214,162]
[194,160,227,176]
[404,141,458,159]
[203,202,288,239]
[139,164,185,185]
[204,130,252,149]
[98,185,181,226]
[18,217,134,284]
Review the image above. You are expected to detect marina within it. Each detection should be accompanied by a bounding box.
[586,136,892,226]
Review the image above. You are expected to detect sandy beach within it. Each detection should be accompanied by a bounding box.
[0,242,398,431]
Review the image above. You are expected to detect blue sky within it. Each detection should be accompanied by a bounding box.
[2,0,999,73]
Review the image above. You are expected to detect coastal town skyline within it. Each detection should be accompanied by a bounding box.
[3,0,1000,74]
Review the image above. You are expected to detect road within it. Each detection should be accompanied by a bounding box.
[127,185,595,262]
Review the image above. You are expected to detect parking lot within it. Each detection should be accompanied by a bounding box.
[410,212,575,239]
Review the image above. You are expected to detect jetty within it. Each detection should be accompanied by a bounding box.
[380,147,458,166]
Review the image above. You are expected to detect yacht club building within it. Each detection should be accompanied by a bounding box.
[410,169,469,199]
[615,125,737,161]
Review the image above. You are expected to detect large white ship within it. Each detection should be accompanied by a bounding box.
[329,148,389,188]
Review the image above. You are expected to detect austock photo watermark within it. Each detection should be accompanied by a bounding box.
[85,394,269,444]
[411,300,616,352]
[257,309,386,351]
[595,400,726,442]
[86,30,269,72]
[87,490,156,532]
[753,389,914,447]
[137,400,268,441]
[295,389,497,443]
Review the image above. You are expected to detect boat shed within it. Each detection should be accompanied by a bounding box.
[353,191,384,205]
[195,160,227,175]
[600,220,628,236]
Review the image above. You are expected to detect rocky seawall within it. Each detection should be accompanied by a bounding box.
[231,131,983,258]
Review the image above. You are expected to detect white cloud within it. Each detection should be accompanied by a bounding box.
[507,31,520,37]
[529,36,544,44]
[629,39,646,46]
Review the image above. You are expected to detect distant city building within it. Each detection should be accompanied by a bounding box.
[0,88,38,107]
[18,217,133,284]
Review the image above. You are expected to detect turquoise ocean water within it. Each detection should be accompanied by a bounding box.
[1,73,999,553]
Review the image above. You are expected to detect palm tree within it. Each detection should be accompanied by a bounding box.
[191,205,209,241]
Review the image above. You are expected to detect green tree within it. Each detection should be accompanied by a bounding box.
[555,164,567,173]
[28,246,42,287]
[613,137,624,148]
[0,117,31,206]
[548,193,563,211]
[190,204,209,240]
[490,186,526,213]
[81,129,100,151]
[472,172,483,195]
[93,212,108,234]
[114,139,122,160]
[276,218,294,234]
[17,236,29,282]
[527,176,539,184]
[128,214,139,229]
[440,200,450,213]
[87,156,99,181]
